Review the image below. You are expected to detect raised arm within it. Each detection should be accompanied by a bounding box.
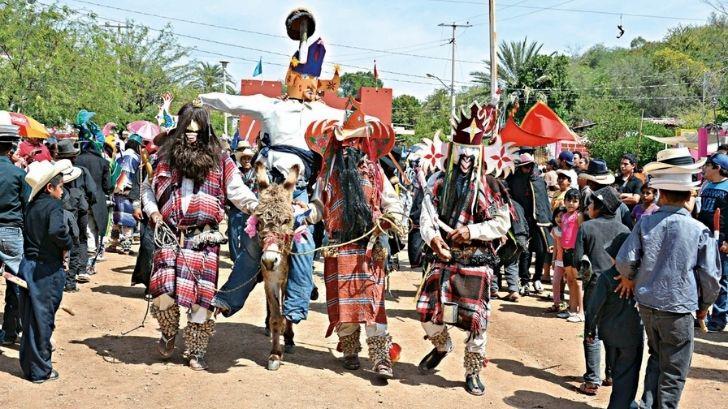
[199,92,275,120]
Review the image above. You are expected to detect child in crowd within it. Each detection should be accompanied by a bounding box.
[631,185,659,222]
[17,160,74,383]
[546,206,568,313]
[557,189,583,322]
[616,150,721,408]
[585,232,643,408]
[552,170,572,209]
[575,186,631,395]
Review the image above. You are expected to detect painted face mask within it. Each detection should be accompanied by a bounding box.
[185,120,200,144]
[455,145,480,173]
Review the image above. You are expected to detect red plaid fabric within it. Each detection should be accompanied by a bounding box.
[416,173,505,332]
[322,160,387,337]
[149,157,236,310]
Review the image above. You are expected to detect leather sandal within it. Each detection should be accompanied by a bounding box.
[157,333,176,358]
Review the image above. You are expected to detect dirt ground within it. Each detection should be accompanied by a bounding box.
[0,246,725,409]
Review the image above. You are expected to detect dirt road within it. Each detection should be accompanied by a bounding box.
[0,249,725,408]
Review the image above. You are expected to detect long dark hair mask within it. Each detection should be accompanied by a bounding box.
[336,146,373,242]
[159,103,223,184]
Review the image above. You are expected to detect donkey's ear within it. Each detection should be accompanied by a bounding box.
[255,162,269,190]
[283,164,300,192]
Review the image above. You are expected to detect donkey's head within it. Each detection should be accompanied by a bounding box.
[254,163,299,272]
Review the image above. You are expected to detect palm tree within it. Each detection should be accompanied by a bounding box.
[471,37,545,87]
[188,61,235,93]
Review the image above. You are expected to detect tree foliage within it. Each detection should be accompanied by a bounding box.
[339,71,383,98]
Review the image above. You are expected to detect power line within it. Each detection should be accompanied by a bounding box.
[51,3,481,87]
[61,0,484,64]
[427,0,706,21]
[48,0,482,87]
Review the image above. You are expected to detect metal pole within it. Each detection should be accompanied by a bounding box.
[220,60,229,137]
[489,0,498,98]
[450,23,456,115]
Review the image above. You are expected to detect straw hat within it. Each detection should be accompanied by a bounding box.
[62,164,82,184]
[644,147,703,191]
[643,147,705,173]
[233,140,255,163]
[25,160,72,200]
[515,153,535,167]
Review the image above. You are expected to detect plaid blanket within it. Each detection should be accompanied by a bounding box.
[149,157,234,310]
[112,195,136,227]
[323,243,387,337]
[416,173,505,332]
[417,261,492,332]
[322,159,387,337]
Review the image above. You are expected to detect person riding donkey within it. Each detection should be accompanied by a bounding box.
[199,9,362,351]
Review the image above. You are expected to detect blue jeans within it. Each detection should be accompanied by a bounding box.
[0,226,23,341]
[214,188,314,324]
[707,253,728,330]
[227,208,247,263]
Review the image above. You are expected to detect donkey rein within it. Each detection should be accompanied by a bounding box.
[286,214,402,256]
[153,221,260,294]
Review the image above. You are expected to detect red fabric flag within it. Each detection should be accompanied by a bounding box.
[500,117,559,147]
[519,101,578,141]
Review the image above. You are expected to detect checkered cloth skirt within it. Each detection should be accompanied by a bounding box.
[148,157,235,310]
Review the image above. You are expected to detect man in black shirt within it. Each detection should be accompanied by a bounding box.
[0,125,30,346]
[617,154,643,209]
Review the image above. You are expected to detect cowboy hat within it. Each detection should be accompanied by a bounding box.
[25,160,72,200]
[648,172,700,192]
[578,158,615,185]
[515,153,535,167]
[233,141,256,163]
[62,165,82,184]
[591,186,621,215]
[643,147,705,173]
[56,138,80,159]
[0,125,20,143]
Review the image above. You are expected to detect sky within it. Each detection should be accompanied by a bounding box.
[47,0,718,99]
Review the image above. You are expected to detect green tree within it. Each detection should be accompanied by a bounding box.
[392,95,421,128]
[339,71,383,98]
[188,61,235,93]
[471,37,545,86]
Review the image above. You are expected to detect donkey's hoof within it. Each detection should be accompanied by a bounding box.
[284,344,295,354]
[267,358,281,371]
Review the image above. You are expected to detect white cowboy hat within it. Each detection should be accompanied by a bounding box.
[62,165,82,184]
[648,172,700,192]
[643,147,706,173]
[515,153,535,167]
[25,160,72,200]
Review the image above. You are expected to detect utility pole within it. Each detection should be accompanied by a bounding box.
[220,60,230,137]
[488,0,498,99]
[438,21,471,115]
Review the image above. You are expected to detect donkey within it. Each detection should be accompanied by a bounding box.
[253,162,300,371]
